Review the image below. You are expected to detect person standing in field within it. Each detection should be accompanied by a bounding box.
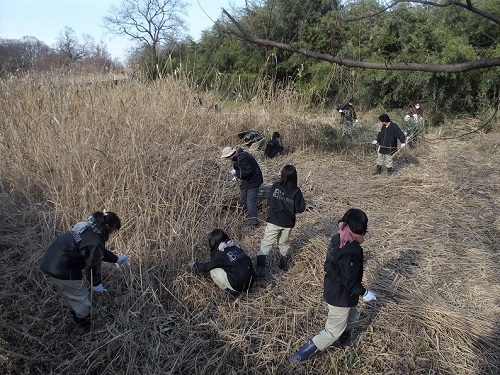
[188,229,255,300]
[289,208,377,363]
[372,114,406,175]
[264,131,285,158]
[41,211,129,330]
[256,165,306,276]
[221,146,263,228]
[337,99,358,126]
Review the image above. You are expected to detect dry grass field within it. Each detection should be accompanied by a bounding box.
[0,74,498,375]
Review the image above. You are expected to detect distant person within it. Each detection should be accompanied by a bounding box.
[40,211,129,330]
[407,102,423,120]
[371,114,406,175]
[238,130,265,151]
[256,165,306,276]
[188,229,255,300]
[264,132,285,158]
[220,146,263,227]
[289,208,377,363]
[337,99,358,126]
[404,103,423,147]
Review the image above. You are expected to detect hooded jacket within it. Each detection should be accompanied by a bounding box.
[41,225,118,286]
[231,148,263,190]
[266,181,306,228]
[323,233,367,307]
[195,244,255,292]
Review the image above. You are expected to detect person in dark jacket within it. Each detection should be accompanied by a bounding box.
[221,146,264,227]
[188,229,255,299]
[337,99,358,126]
[256,165,306,276]
[289,208,377,363]
[41,211,129,329]
[372,114,406,175]
[237,130,265,151]
[264,132,284,158]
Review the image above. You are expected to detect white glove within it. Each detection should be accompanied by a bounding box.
[92,283,108,293]
[230,168,237,176]
[400,143,405,148]
[355,119,358,123]
[338,109,343,113]
[187,260,196,269]
[230,176,237,182]
[371,140,378,145]
[404,115,410,121]
[117,255,130,265]
[363,289,376,302]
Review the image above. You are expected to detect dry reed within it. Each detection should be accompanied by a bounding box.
[0,73,498,374]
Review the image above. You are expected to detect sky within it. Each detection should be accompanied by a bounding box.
[0,0,247,63]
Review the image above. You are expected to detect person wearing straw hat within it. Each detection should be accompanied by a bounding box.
[188,229,255,300]
[371,114,406,175]
[289,208,377,363]
[256,165,306,276]
[220,146,263,228]
[40,211,129,330]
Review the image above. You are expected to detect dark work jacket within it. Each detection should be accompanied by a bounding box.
[323,234,366,307]
[266,181,306,228]
[337,103,357,122]
[231,148,263,190]
[195,245,255,292]
[375,122,406,155]
[40,229,118,286]
[264,138,284,158]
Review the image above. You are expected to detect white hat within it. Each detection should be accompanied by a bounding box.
[220,146,236,158]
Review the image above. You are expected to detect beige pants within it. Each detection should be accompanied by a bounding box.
[210,268,236,291]
[258,222,292,257]
[50,277,91,318]
[312,303,358,350]
[376,152,394,168]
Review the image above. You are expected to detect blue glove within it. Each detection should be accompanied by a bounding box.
[117,254,130,265]
[92,284,108,293]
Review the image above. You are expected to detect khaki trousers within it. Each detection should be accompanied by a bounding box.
[50,277,91,318]
[210,268,236,291]
[376,152,394,168]
[258,222,292,257]
[312,303,358,350]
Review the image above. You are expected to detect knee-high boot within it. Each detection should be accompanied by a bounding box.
[256,255,266,277]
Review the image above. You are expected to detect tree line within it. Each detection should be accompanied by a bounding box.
[1,0,498,115]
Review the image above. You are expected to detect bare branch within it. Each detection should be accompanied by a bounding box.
[222,8,500,73]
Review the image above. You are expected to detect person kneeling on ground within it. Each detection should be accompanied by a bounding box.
[238,130,265,151]
[188,229,255,300]
[40,211,129,330]
[256,165,306,276]
[264,132,285,158]
[289,208,377,363]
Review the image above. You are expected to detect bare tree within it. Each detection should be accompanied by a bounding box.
[222,1,500,73]
[56,27,94,68]
[103,0,187,70]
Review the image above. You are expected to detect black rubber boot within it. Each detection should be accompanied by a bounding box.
[70,311,104,331]
[387,167,393,175]
[373,166,382,175]
[336,330,358,348]
[256,255,267,277]
[289,340,320,363]
[224,288,239,301]
[278,255,289,272]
